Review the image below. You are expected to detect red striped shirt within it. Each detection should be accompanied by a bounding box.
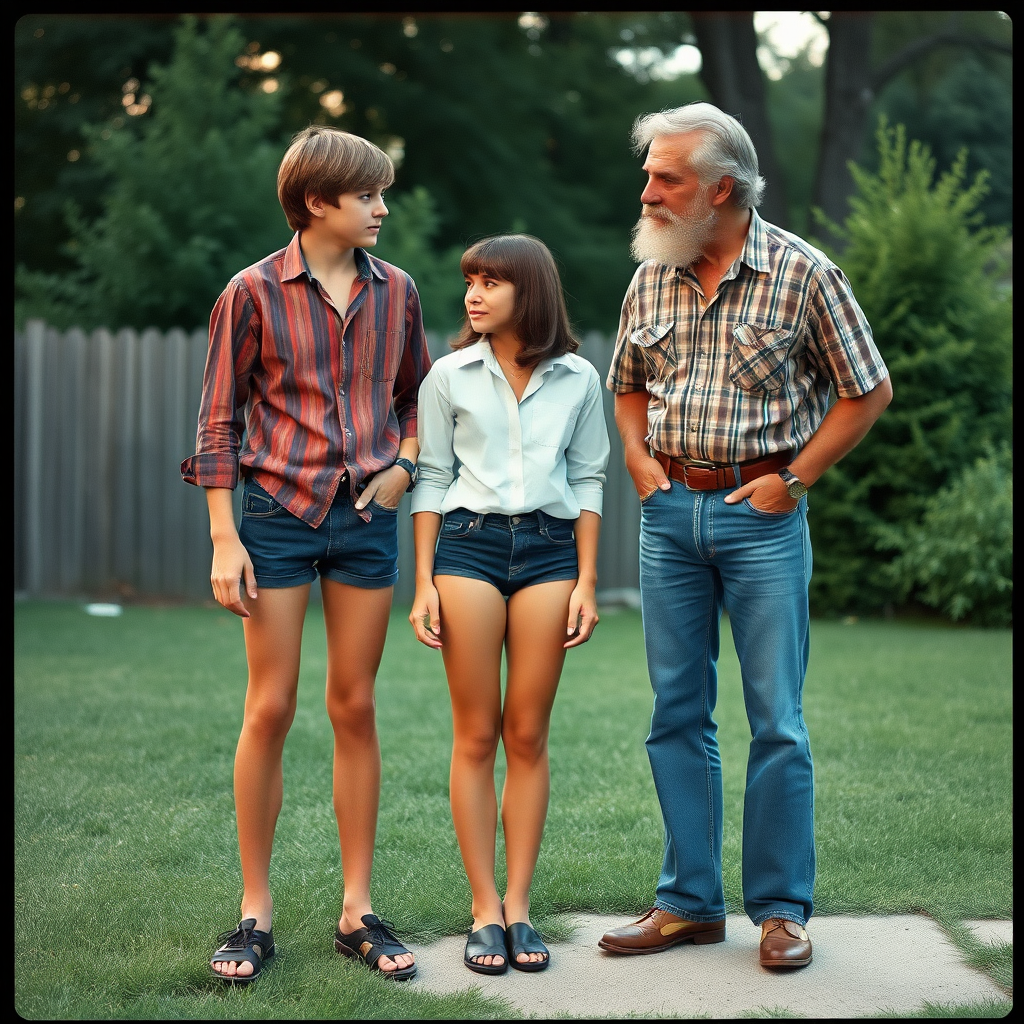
[181,233,431,527]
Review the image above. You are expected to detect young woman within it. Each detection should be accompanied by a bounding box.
[409,234,609,974]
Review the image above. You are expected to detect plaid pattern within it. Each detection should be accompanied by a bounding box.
[606,211,888,463]
[182,234,431,527]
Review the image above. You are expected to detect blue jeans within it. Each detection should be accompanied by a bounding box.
[639,482,815,927]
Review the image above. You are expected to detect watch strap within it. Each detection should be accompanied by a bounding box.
[393,457,418,491]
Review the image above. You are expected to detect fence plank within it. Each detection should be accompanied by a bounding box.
[86,328,116,593]
[137,328,165,596]
[112,328,139,594]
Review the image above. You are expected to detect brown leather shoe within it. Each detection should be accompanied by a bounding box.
[598,908,725,955]
[759,918,812,968]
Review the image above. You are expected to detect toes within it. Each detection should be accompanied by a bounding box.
[378,955,397,972]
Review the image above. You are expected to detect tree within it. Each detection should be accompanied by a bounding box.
[684,11,1012,239]
[806,122,1012,616]
[16,16,290,331]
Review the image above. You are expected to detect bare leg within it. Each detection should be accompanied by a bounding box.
[320,578,413,974]
[501,579,575,964]
[435,574,508,968]
[213,584,310,978]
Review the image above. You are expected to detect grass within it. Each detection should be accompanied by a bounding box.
[14,600,1012,1019]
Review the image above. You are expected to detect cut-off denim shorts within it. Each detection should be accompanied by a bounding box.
[238,475,399,589]
[433,507,579,598]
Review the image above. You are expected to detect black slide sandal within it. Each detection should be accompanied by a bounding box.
[464,923,508,975]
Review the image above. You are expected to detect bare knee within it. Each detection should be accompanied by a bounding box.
[326,682,377,739]
[501,718,548,766]
[453,724,501,767]
[242,692,297,744]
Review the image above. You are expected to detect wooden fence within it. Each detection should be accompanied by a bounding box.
[14,321,640,606]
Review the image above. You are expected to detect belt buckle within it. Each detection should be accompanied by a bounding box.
[681,458,717,490]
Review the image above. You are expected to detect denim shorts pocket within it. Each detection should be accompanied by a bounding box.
[440,514,478,539]
[539,517,576,545]
[242,485,287,517]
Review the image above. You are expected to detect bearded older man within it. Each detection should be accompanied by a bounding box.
[598,103,892,969]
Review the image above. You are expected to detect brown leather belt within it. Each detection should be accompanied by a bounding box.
[653,450,793,491]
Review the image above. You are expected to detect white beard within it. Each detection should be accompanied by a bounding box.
[630,193,718,269]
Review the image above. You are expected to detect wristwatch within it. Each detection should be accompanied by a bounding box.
[778,467,808,500]
[393,457,419,491]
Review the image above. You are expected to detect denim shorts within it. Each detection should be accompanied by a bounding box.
[238,475,399,589]
[433,507,579,597]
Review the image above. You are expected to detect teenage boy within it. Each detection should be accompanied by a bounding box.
[182,126,431,984]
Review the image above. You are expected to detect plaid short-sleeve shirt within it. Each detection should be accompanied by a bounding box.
[606,210,888,463]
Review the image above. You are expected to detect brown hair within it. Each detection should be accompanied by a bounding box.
[451,234,580,368]
[277,126,395,232]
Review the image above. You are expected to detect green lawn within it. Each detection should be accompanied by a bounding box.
[15,601,1012,1019]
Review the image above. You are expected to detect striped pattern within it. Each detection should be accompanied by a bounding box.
[607,210,888,463]
[181,234,431,527]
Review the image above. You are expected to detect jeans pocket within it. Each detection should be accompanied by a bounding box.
[440,513,478,538]
[539,517,576,545]
[242,483,287,517]
[369,498,399,513]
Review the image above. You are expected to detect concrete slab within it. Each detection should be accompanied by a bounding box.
[411,914,1010,1018]
[965,919,1013,946]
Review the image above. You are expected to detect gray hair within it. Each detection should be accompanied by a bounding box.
[632,102,766,209]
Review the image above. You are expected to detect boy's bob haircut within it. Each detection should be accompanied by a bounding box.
[277,126,396,232]
[451,234,580,368]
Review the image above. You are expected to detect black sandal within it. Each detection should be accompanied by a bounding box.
[464,923,508,975]
[505,921,550,972]
[210,918,275,985]
[334,914,417,981]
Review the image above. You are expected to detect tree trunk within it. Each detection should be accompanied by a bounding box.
[689,11,789,228]
[812,12,877,248]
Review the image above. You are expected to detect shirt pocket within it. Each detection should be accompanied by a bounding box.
[630,321,676,380]
[530,400,580,449]
[729,323,795,393]
[360,329,403,382]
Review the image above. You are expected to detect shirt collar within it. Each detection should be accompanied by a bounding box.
[453,340,580,373]
[738,209,772,275]
[281,232,388,283]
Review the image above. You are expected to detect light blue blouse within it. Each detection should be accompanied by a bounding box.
[412,341,610,519]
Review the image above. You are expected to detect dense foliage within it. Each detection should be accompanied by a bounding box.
[808,123,1012,620]
[16,18,288,331]
[878,446,1012,627]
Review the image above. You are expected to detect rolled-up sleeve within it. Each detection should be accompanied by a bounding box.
[180,280,259,489]
[566,369,610,515]
[411,365,455,514]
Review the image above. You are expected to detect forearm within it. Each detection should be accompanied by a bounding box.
[614,390,653,467]
[205,487,239,543]
[573,510,601,587]
[790,377,893,486]
[412,512,442,585]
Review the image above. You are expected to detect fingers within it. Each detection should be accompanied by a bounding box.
[355,467,405,510]
[409,591,442,649]
[564,597,598,648]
